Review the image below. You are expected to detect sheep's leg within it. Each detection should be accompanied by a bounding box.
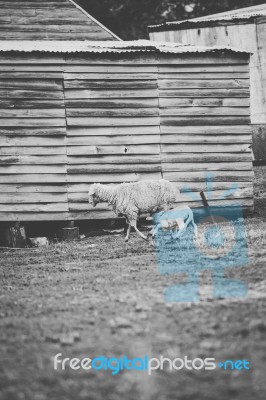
[185,210,198,239]
[152,223,161,238]
[174,218,185,239]
[172,226,178,240]
[151,209,166,238]
[125,219,131,242]
[131,220,148,241]
[172,225,179,240]
[192,221,198,239]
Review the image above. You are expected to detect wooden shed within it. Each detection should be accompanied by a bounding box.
[0,0,119,40]
[148,4,266,164]
[0,41,254,222]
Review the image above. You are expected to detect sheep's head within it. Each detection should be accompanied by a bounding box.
[88,183,101,207]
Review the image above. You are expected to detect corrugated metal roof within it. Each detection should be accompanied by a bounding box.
[0,40,251,55]
[149,3,266,32]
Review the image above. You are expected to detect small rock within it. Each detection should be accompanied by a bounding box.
[60,335,74,345]
[200,339,221,350]
[164,346,182,357]
[72,331,81,341]
[182,303,192,310]
[134,326,145,335]
[45,335,60,343]
[135,304,143,312]
[155,332,173,342]
[103,229,124,234]
[59,266,69,272]
[59,332,80,345]
[236,327,249,337]
[135,303,150,312]
[249,320,266,332]
[110,317,132,328]
[166,303,173,309]
[210,322,220,329]
[34,394,46,400]
[138,312,148,320]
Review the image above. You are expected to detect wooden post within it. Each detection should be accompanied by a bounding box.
[1,222,27,248]
[59,221,79,241]
[200,191,216,224]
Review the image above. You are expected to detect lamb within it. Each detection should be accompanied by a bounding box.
[152,205,198,240]
[88,180,180,242]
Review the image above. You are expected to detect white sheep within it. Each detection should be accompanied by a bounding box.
[152,205,198,240]
[88,180,180,242]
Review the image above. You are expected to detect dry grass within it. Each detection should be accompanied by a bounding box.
[0,217,266,400]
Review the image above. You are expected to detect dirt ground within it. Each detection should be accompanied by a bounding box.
[0,216,266,400]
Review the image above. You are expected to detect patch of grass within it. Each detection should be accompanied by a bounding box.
[0,218,266,400]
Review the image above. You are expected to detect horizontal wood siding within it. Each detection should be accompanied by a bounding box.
[150,20,266,164]
[0,0,117,40]
[158,54,253,209]
[0,55,68,220]
[64,54,162,218]
[0,52,254,221]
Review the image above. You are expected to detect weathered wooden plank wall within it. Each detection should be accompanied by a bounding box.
[0,52,254,221]
[0,54,68,221]
[157,54,253,209]
[0,0,118,40]
[64,54,162,220]
[149,18,266,163]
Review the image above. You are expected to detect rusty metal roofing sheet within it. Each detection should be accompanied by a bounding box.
[149,3,266,32]
[0,40,251,55]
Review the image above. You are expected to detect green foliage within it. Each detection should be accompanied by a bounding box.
[75,0,266,39]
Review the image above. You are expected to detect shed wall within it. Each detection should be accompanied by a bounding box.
[64,54,162,220]
[0,0,118,40]
[0,52,253,221]
[150,19,266,163]
[157,54,253,209]
[0,54,68,221]
[150,21,266,125]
